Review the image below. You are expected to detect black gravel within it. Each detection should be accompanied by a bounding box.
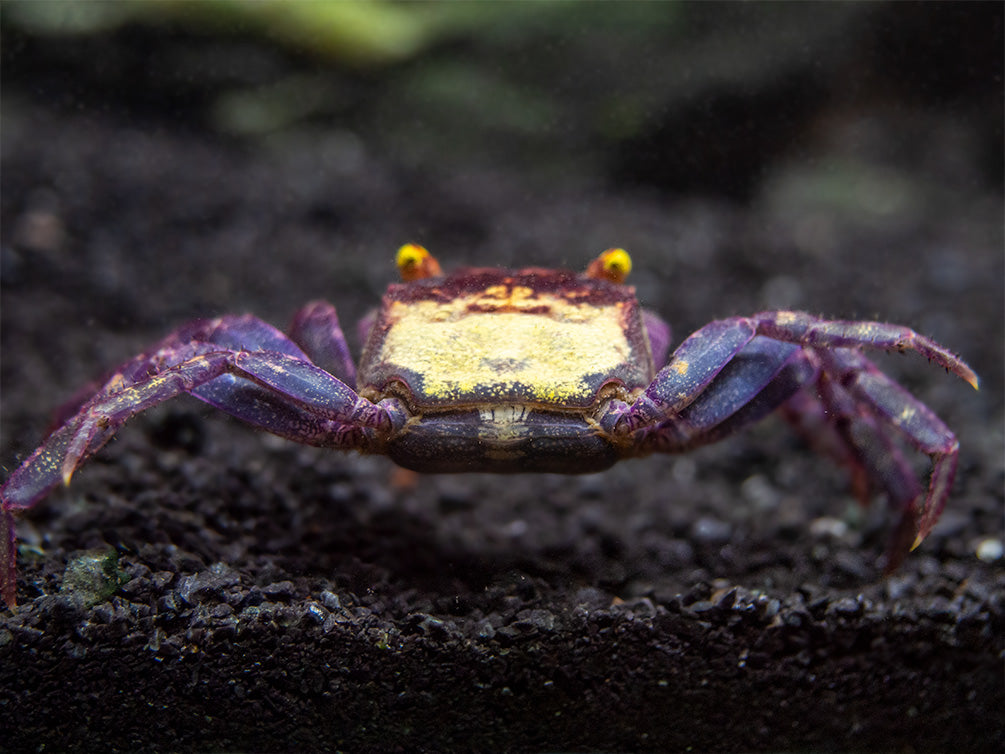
[1,8,1002,753]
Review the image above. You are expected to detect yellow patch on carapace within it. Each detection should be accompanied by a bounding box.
[372,288,635,406]
[479,284,536,306]
[672,360,689,375]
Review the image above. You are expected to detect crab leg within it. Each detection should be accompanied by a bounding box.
[154,311,363,425]
[44,314,319,430]
[752,310,979,389]
[781,377,919,511]
[818,348,959,549]
[617,310,973,568]
[176,311,364,438]
[40,313,369,473]
[618,312,977,435]
[288,301,357,386]
[1,317,394,607]
[612,318,761,433]
[641,309,673,367]
[635,337,816,452]
[3,350,390,512]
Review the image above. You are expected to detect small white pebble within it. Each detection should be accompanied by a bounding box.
[671,457,696,484]
[809,516,848,539]
[975,538,1003,562]
[741,474,779,510]
[505,519,528,537]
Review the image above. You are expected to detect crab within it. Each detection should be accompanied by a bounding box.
[0,246,979,607]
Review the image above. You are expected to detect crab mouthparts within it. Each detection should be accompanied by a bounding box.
[385,404,622,474]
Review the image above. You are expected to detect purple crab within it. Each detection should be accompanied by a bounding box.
[0,246,978,606]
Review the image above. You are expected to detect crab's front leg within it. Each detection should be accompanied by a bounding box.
[604,324,819,458]
[614,312,978,433]
[605,318,765,434]
[1,314,402,607]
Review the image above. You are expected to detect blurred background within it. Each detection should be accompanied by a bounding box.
[2,1,1001,361]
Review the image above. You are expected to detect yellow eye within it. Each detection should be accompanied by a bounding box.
[396,243,428,270]
[396,243,442,281]
[586,248,632,283]
[602,248,632,279]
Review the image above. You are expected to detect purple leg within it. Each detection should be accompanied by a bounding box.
[193,305,360,440]
[157,314,354,433]
[613,310,975,570]
[289,301,357,386]
[49,314,347,450]
[357,309,378,350]
[815,348,960,558]
[752,310,979,389]
[39,315,292,431]
[1,510,13,609]
[608,318,760,434]
[782,384,876,505]
[0,316,399,607]
[636,337,815,453]
[782,363,925,568]
[617,311,977,435]
[642,308,672,367]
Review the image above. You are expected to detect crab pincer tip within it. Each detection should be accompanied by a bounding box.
[61,462,75,488]
[951,356,980,390]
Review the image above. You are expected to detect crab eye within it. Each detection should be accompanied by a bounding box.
[396,243,443,281]
[586,247,632,283]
